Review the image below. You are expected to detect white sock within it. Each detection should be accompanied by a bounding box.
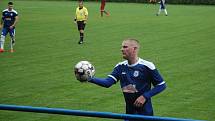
[0,35,5,49]
[164,9,168,15]
[10,37,15,50]
[158,9,161,15]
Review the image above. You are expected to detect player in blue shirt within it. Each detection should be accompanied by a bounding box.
[88,38,166,119]
[156,0,168,16]
[0,2,19,53]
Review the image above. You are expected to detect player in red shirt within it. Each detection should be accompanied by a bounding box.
[100,0,109,17]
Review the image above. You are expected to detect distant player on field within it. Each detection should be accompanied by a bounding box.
[86,38,167,118]
[156,0,168,16]
[74,1,88,44]
[100,0,110,17]
[0,2,19,53]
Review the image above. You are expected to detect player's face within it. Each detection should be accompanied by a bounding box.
[8,4,13,11]
[79,3,83,8]
[121,41,136,60]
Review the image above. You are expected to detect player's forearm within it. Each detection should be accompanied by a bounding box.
[1,18,3,25]
[89,77,115,88]
[142,83,166,99]
[12,16,18,27]
[74,15,77,20]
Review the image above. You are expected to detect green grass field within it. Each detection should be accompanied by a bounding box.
[0,1,215,121]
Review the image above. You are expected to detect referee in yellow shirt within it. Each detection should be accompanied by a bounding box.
[74,1,88,44]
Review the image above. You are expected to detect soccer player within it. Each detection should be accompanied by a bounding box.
[87,38,166,118]
[156,0,168,16]
[100,0,110,17]
[74,1,88,44]
[0,2,19,53]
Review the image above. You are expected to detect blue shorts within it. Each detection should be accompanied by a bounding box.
[123,92,153,116]
[160,1,166,9]
[160,4,165,9]
[1,27,15,37]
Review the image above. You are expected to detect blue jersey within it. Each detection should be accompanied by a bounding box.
[2,9,18,28]
[89,58,166,116]
[109,58,165,94]
[109,58,165,116]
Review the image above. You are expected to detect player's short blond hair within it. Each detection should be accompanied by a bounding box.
[123,38,140,49]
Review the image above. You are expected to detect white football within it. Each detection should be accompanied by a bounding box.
[74,61,95,82]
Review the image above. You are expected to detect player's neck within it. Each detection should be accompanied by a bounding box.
[128,57,139,65]
[8,8,13,11]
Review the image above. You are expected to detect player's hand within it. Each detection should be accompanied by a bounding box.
[76,74,92,83]
[74,19,77,24]
[134,95,146,107]
[84,20,87,24]
[9,25,14,29]
[87,76,93,82]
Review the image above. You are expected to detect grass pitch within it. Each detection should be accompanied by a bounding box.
[0,1,215,121]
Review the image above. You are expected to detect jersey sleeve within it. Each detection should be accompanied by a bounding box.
[150,69,165,86]
[108,64,121,82]
[141,60,165,86]
[142,68,166,99]
[2,11,5,20]
[15,12,18,16]
[89,64,121,88]
[75,8,77,17]
[89,77,116,88]
[84,7,88,16]
[12,10,18,17]
[75,7,78,18]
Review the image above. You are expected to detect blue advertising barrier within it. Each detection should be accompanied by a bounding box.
[0,104,203,121]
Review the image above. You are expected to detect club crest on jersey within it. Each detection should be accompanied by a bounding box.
[133,71,139,77]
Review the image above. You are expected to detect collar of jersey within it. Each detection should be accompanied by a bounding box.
[127,58,140,67]
[6,9,14,12]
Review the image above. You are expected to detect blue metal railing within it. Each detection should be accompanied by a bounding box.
[0,104,203,121]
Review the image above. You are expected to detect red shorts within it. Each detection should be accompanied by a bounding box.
[100,0,106,11]
[100,4,105,11]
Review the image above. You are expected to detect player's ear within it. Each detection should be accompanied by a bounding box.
[133,46,139,53]
[134,46,138,50]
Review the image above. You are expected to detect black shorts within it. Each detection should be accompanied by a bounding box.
[77,21,86,31]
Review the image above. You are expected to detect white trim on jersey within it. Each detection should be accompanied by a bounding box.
[114,60,127,68]
[158,81,166,85]
[139,59,156,70]
[115,58,156,70]
[2,9,18,14]
[2,9,7,12]
[108,75,118,82]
